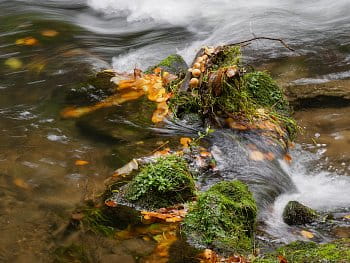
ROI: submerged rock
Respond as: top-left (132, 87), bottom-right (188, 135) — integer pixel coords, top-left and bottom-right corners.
top-left (283, 200), bottom-right (318, 226)
top-left (182, 180), bottom-right (257, 254)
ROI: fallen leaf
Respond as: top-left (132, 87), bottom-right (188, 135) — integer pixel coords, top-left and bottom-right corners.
top-left (264, 152), bottom-right (275, 161)
top-left (153, 147), bottom-right (171, 157)
top-left (4, 58), bottom-right (23, 69)
top-left (105, 200), bottom-right (118, 207)
top-left (301, 230), bottom-right (314, 239)
top-left (15, 36), bottom-right (38, 46)
top-left (75, 160), bottom-right (89, 166)
top-left (284, 153), bottom-right (292, 164)
top-left (249, 150), bottom-right (265, 161)
top-left (113, 159), bottom-right (138, 177)
top-left (41, 29), bottom-right (59, 37)
top-left (277, 255), bottom-right (288, 263)
top-left (200, 151), bottom-right (211, 157)
top-left (13, 178), bottom-right (30, 190)
top-left (344, 215), bottom-right (350, 220)
top-left (180, 137), bottom-right (192, 148)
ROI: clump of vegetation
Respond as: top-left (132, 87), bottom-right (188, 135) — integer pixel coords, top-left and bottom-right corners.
top-left (254, 238), bottom-right (350, 263)
top-left (283, 200), bottom-right (318, 225)
top-left (168, 45), bottom-right (298, 139)
top-left (182, 180), bottom-right (257, 254)
top-left (81, 207), bottom-right (116, 236)
top-left (124, 154), bottom-right (196, 209)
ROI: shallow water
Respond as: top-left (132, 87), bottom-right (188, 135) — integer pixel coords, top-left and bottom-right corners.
top-left (1, 0), bottom-right (350, 261)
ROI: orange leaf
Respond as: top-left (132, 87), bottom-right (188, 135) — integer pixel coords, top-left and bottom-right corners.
top-left (277, 255), bottom-right (288, 263)
top-left (249, 150), bottom-right (265, 161)
top-left (153, 147), bottom-right (171, 157)
top-left (41, 30), bottom-right (59, 37)
top-left (264, 152), bottom-right (275, 161)
top-left (180, 137), bottom-right (192, 148)
top-left (15, 37), bottom-right (38, 46)
top-left (284, 153), bottom-right (292, 164)
top-left (13, 178), bottom-right (30, 190)
top-left (105, 200), bottom-right (118, 207)
top-left (200, 151), bottom-right (211, 157)
top-left (152, 102), bottom-right (169, 123)
top-left (75, 160), bottom-right (89, 166)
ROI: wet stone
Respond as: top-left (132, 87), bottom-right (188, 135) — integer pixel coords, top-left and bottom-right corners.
top-left (283, 200), bottom-right (318, 226)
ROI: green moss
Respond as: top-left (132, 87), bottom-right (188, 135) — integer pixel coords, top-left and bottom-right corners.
top-left (254, 239), bottom-right (350, 263)
top-left (210, 46), bottom-right (241, 70)
top-left (124, 155), bottom-right (196, 209)
top-left (82, 207), bottom-right (116, 236)
top-left (243, 71), bottom-right (290, 114)
top-left (182, 180), bottom-right (257, 254)
top-left (53, 244), bottom-right (91, 263)
top-left (282, 201), bottom-right (318, 225)
top-left (146, 54), bottom-right (188, 75)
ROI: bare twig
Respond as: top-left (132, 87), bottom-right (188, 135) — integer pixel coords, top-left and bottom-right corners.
top-left (228, 36), bottom-right (295, 52)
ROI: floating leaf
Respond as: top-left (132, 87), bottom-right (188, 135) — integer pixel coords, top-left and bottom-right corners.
top-left (284, 153), bottom-right (292, 164)
top-left (41, 30), bottom-right (59, 37)
top-left (249, 150), bottom-right (265, 161)
top-left (180, 137), bottom-right (192, 148)
top-left (301, 230), bottom-right (314, 239)
top-left (15, 36), bottom-right (38, 46)
top-left (13, 178), bottom-right (30, 190)
top-left (4, 58), bottom-right (23, 69)
top-left (75, 160), bottom-right (89, 166)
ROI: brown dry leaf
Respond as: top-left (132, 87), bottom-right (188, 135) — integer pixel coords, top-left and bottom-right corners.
top-left (4, 58), bottom-right (23, 70)
top-left (41, 30), bottom-right (59, 37)
top-left (284, 153), bottom-right (292, 164)
top-left (13, 178), bottom-right (30, 190)
top-left (152, 102), bottom-right (169, 123)
top-left (226, 118), bottom-right (248, 130)
top-left (249, 150), bottom-right (265, 161)
top-left (105, 200), bottom-right (118, 207)
top-left (75, 160), bottom-right (89, 166)
top-left (277, 255), bottom-right (288, 263)
top-left (113, 159), bottom-right (138, 177)
top-left (180, 137), bottom-right (192, 148)
top-left (153, 147), bottom-right (171, 158)
top-left (15, 37), bottom-right (38, 46)
top-left (264, 152), bottom-right (275, 161)
top-left (301, 230), bottom-right (314, 239)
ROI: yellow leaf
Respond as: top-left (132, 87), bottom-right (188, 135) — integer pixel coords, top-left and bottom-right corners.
top-left (249, 150), bottom-right (265, 161)
top-left (152, 102), bottom-right (169, 123)
top-left (41, 30), bottom-right (59, 37)
top-left (75, 160), bottom-right (89, 166)
top-left (343, 215), bottom-right (350, 220)
top-left (15, 36), bottom-right (38, 46)
top-left (180, 137), bottom-right (192, 148)
top-left (4, 58), bottom-right (23, 69)
top-left (301, 230), bottom-right (314, 239)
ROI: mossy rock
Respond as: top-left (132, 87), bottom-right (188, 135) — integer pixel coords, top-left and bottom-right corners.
top-left (254, 238), bottom-right (350, 263)
top-left (182, 180), bottom-right (257, 254)
top-left (124, 154), bottom-right (196, 209)
top-left (283, 201), bottom-right (318, 226)
top-left (146, 54), bottom-right (188, 75)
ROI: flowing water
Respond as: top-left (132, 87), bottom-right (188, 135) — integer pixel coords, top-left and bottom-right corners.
top-left (1, 0), bottom-right (350, 261)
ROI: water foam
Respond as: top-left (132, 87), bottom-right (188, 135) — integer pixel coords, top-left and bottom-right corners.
top-left (264, 145), bottom-right (350, 242)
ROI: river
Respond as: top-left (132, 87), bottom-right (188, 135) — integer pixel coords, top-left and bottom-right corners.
top-left (0, 0), bottom-right (350, 262)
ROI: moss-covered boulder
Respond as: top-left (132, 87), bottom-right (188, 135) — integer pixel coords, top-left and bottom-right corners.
top-left (182, 180), bottom-right (257, 254)
top-left (283, 201), bottom-right (318, 225)
top-left (254, 238), bottom-right (350, 263)
top-left (124, 155), bottom-right (196, 209)
top-left (146, 54), bottom-right (188, 75)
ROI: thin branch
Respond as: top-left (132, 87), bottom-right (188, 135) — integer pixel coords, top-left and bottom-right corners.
top-left (228, 36), bottom-right (295, 52)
